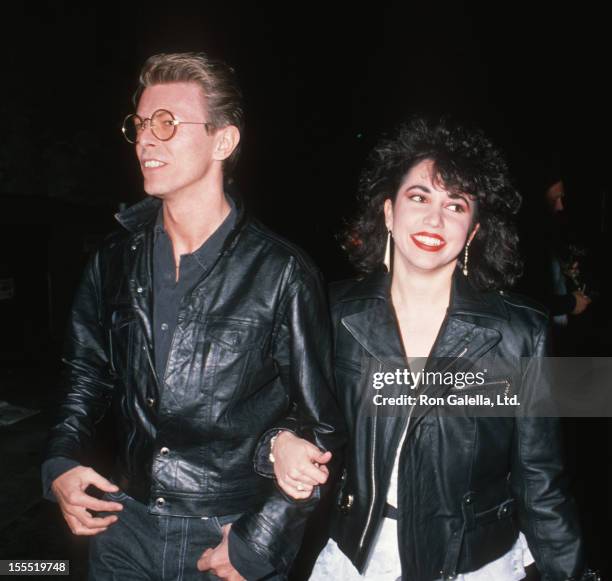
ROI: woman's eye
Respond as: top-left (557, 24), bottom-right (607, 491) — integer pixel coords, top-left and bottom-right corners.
top-left (409, 194), bottom-right (426, 202)
top-left (447, 203), bottom-right (466, 213)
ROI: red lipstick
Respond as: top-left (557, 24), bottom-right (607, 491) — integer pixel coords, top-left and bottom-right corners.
top-left (410, 231), bottom-right (447, 252)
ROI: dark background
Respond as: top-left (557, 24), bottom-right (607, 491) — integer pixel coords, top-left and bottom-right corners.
top-left (0, 2), bottom-right (609, 578)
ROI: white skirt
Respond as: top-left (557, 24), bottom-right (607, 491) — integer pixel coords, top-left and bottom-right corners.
top-left (310, 517), bottom-right (534, 581)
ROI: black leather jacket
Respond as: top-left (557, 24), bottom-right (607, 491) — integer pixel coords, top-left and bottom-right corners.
top-left (45, 196), bottom-right (343, 573)
top-left (328, 269), bottom-right (585, 581)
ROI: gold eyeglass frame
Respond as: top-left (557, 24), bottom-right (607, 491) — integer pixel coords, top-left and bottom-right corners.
top-left (121, 108), bottom-right (213, 144)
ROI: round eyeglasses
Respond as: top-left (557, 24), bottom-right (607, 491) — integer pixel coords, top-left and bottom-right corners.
top-left (121, 109), bottom-right (213, 144)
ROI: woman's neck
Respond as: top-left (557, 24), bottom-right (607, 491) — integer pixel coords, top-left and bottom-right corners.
top-left (390, 259), bottom-right (455, 316)
top-left (389, 260), bottom-right (456, 360)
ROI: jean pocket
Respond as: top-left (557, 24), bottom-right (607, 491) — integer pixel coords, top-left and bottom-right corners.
top-left (212, 513), bottom-right (242, 534)
top-left (104, 489), bottom-right (130, 502)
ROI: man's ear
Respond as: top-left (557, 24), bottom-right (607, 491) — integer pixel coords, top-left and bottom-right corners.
top-left (213, 125), bottom-right (240, 161)
top-left (383, 198), bottom-right (394, 232)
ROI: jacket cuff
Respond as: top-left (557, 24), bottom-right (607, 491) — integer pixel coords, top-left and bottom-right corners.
top-left (228, 528), bottom-right (276, 580)
top-left (231, 502), bottom-right (315, 575)
top-left (253, 420), bottom-right (299, 478)
top-left (41, 457), bottom-right (81, 502)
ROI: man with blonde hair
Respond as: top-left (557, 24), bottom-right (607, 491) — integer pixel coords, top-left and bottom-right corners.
top-left (43, 52), bottom-right (342, 580)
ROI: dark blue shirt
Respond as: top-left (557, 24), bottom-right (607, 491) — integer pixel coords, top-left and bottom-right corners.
top-left (152, 198), bottom-right (236, 379)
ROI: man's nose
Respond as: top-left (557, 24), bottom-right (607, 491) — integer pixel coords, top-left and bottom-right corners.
top-left (138, 119), bottom-right (158, 146)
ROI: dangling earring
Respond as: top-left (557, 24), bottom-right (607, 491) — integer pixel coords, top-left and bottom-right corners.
top-left (462, 224), bottom-right (480, 277)
top-left (462, 238), bottom-right (472, 277)
top-left (383, 230), bottom-right (392, 272)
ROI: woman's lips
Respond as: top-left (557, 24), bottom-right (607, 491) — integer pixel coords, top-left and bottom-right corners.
top-left (410, 232), bottom-right (447, 252)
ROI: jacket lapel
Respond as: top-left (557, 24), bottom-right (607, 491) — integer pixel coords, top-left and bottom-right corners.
top-left (408, 272), bottom-right (505, 430)
top-left (338, 269), bottom-right (506, 460)
top-left (339, 270), bottom-right (505, 369)
top-left (342, 302), bottom-right (406, 366)
top-left (409, 318), bottom-right (502, 427)
top-left (425, 317), bottom-right (502, 375)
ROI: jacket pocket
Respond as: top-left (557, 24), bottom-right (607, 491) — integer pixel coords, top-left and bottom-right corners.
top-left (451, 377), bottom-right (511, 397)
top-left (109, 307), bottom-right (138, 377)
top-left (212, 512), bottom-right (243, 535)
top-left (203, 319), bottom-right (270, 417)
top-left (207, 318), bottom-right (267, 352)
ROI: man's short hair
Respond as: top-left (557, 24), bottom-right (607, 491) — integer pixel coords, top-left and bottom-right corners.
top-left (136, 52), bottom-right (244, 170)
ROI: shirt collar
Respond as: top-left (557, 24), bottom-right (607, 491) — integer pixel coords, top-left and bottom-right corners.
top-left (154, 195), bottom-right (237, 269)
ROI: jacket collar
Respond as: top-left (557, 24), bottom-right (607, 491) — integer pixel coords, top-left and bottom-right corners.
top-left (339, 267), bottom-right (508, 322)
top-left (114, 196), bottom-right (160, 233)
top-left (114, 193), bottom-right (249, 253)
top-left (340, 268), bottom-right (506, 366)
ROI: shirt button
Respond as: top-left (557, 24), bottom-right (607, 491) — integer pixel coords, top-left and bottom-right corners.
top-left (146, 397), bottom-right (155, 407)
top-left (155, 497), bottom-right (165, 507)
top-left (160, 447), bottom-right (170, 456)
top-left (131, 245), bottom-right (137, 251)
top-left (136, 287), bottom-right (143, 294)
top-left (161, 323), bottom-right (169, 331)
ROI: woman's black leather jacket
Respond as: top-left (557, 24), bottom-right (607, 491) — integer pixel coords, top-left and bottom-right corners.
top-left (329, 269), bottom-right (585, 581)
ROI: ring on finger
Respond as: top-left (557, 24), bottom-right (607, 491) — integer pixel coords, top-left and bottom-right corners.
top-left (296, 483), bottom-right (305, 491)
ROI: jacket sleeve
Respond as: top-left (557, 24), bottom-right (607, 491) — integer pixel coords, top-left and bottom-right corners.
top-left (511, 322), bottom-right (585, 581)
top-left (231, 261), bottom-right (345, 574)
top-left (41, 457), bottom-right (81, 501)
top-left (44, 250), bottom-right (115, 464)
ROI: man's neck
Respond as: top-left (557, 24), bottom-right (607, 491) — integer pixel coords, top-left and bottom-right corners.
top-left (161, 189), bottom-right (231, 256)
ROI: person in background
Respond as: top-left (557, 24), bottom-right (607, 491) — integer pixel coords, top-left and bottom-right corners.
top-left (542, 178), bottom-right (591, 325)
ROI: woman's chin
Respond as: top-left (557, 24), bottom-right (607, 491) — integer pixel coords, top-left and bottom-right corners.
top-left (395, 254), bottom-right (457, 275)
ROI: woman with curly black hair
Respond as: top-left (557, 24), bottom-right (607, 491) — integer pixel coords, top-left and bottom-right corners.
top-left (268, 117), bottom-right (588, 580)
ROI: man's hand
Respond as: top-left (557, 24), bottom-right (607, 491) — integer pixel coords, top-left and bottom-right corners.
top-left (272, 431), bottom-right (331, 500)
top-left (197, 524), bottom-right (245, 581)
top-left (51, 465), bottom-right (124, 536)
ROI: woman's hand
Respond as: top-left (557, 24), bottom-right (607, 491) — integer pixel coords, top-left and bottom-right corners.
top-left (271, 431), bottom-right (332, 500)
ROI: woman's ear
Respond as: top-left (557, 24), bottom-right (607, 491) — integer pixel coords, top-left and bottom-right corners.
top-left (383, 198), bottom-right (394, 232)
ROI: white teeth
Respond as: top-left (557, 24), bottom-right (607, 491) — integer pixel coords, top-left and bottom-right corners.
top-left (144, 160), bottom-right (165, 168)
top-left (414, 235), bottom-right (444, 246)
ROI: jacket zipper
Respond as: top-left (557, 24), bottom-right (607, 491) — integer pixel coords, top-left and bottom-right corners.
top-left (453, 378), bottom-right (511, 396)
top-left (359, 361), bottom-right (381, 549)
top-left (484, 378), bottom-right (511, 397)
top-left (358, 346), bottom-right (469, 551)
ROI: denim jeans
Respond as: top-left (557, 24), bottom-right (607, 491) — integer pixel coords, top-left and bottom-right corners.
top-left (88, 490), bottom-right (241, 581)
